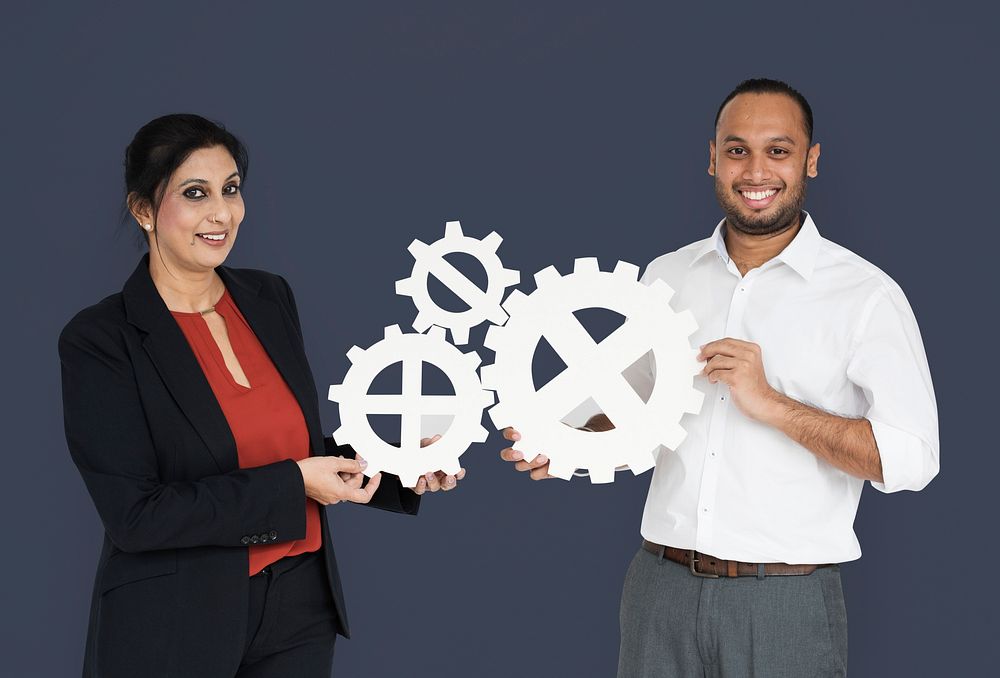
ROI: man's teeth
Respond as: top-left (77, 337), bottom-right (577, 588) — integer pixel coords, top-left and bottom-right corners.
top-left (741, 189), bottom-right (778, 201)
top-left (198, 233), bottom-right (226, 241)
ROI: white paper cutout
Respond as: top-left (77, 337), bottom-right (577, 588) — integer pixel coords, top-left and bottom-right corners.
top-left (395, 220), bottom-right (520, 345)
top-left (328, 325), bottom-right (495, 487)
top-left (480, 258), bottom-right (704, 483)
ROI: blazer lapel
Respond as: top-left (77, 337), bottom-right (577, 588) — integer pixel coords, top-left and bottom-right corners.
top-left (123, 255), bottom-right (238, 473)
top-left (217, 266), bottom-right (326, 457)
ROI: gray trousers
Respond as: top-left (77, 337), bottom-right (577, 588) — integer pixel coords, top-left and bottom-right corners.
top-left (618, 547), bottom-right (848, 677)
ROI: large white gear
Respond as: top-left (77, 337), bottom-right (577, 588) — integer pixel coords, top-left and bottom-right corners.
top-left (327, 325), bottom-right (495, 488)
top-left (480, 258), bottom-right (704, 483)
top-left (395, 220), bottom-right (521, 345)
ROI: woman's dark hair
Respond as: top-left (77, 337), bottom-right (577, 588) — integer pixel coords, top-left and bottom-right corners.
top-left (122, 113), bottom-right (248, 246)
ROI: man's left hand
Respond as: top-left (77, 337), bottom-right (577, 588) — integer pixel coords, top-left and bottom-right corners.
top-left (697, 338), bottom-right (782, 424)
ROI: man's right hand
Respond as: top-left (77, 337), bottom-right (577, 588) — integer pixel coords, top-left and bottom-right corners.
top-left (296, 456), bottom-right (383, 505)
top-left (499, 427), bottom-right (554, 480)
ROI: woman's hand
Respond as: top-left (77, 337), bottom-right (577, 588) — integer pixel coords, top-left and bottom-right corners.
top-left (296, 456), bottom-right (382, 506)
top-left (410, 434), bottom-right (467, 495)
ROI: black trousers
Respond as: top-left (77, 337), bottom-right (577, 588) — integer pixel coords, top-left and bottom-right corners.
top-left (236, 549), bottom-right (339, 677)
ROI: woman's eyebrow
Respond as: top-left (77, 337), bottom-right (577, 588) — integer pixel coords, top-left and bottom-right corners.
top-left (178, 171), bottom-right (240, 187)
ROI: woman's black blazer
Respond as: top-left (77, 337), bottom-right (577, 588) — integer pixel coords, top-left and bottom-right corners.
top-left (59, 254), bottom-right (419, 678)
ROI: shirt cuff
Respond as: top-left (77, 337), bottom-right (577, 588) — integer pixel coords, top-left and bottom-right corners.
top-left (868, 418), bottom-right (938, 493)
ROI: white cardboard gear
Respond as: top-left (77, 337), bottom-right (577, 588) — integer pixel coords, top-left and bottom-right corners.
top-left (328, 324), bottom-right (495, 488)
top-left (480, 258), bottom-right (704, 483)
top-left (395, 220), bottom-right (521, 345)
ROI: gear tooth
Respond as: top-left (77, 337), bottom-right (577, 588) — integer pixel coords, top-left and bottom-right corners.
top-left (441, 458), bottom-right (463, 475)
top-left (412, 312), bottom-right (433, 333)
top-left (546, 456), bottom-right (575, 480)
top-left (327, 384), bottom-right (344, 402)
top-left (346, 346), bottom-right (365, 364)
top-left (588, 465), bottom-right (615, 484)
top-left (685, 390), bottom-right (705, 414)
top-left (479, 390), bottom-right (496, 408)
top-left (485, 306), bottom-right (509, 325)
top-left (502, 268), bottom-right (521, 286)
top-left (663, 423), bottom-right (689, 451)
top-left (676, 309), bottom-right (698, 336)
top-left (450, 325), bottom-right (470, 345)
top-left (483, 325), bottom-right (501, 351)
top-left (397, 470), bottom-right (421, 489)
top-left (613, 260), bottom-right (640, 280)
top-left (689, 350), bottom-right (705, 376)
top-left (649, 278), bottom-right (676, 303)
top-left (573, 257), bottom-right (600, 274)
top-left (502, 289), bottom-right (527, 314)
top-left (479, 364), bottom-right (499, 390)
top-left (482, 231), bottom-right (503, 252)
top-left (384, 324), bottom-right (403, 338)
top-left (487, 401), bottom-right (510, 427)
top-left (625, 449), bottom-right (657, 475)
top-left (407, 239), bottom-right (429, 256)
top-left (331, 425), bottom-right (350, 444)
top-left (444, 220), bottom-right (464, 238)
top-left (428, 325), bottom-right (446, 341)
top-left (472, 424), bottom-right (490, 442)
top-left (463, 351), bottom-right (483, 370)
top-left (365, 463), bottom-right (387, 480)
top-left (394, 276), bottom-right (417, 296)
top-left (533, 265), bottom-right (561, 288)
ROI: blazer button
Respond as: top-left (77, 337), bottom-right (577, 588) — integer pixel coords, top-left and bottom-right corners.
top-left (241, 536), bottom-right (251, 545)
top-left (270, 530), bottom-right (278, 540)
top-left (259, 533), bottom-right (269, 543)
top-left (250, 535), bottom-right (259, 544)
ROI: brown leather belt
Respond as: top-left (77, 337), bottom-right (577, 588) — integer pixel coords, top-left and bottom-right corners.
top-left (642, 539), bottom-right (830, 578)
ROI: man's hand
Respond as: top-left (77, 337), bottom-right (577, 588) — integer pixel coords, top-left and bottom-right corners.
top-left (498, 427), bottom-right (554, 480)
top-left (409, 434), bottom-right (468, 495)
top-left (698, 338), bottom-right (782, 424)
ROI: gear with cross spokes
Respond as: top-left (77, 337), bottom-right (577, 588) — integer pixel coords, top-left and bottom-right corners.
top-left (395, 220), bottom-right (520, 345)
top-left (327, 325), bottom-right (495, 487)
top-left (480, 258), bottom-right (704, 483)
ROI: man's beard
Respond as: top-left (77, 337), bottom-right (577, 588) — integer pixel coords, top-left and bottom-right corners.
top-left (714, 169), bottom-right (808, 237)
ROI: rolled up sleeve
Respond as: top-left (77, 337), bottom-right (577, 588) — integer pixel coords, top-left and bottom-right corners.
top-left (846, 285), bottom-right (939, 493)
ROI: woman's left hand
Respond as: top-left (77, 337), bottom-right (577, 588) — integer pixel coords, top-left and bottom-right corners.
top-left (412, 434), bottom-right (466, 495)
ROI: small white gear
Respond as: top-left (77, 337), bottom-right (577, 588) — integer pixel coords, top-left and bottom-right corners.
top-left (328, 325), bottom-right (495, 488)
top-left (480, 258), bottom-right (704, 483)
top-left (395, 220), bottom-right (521, 345)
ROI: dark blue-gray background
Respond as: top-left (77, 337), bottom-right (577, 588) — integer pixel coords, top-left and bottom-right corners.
top-left (2, 2), bottom-right (994, 676)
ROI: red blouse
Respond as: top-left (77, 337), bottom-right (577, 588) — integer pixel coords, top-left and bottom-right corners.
top-left (171, 288), bottom-right (322, 576)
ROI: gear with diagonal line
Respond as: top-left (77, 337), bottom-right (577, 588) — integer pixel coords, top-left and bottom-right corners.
top-left (327, 324), bottom-right (495, 488)
top-left (480, 258), bottom-right (705, 483)
top-left (395, 220), bottom-right (520, 345)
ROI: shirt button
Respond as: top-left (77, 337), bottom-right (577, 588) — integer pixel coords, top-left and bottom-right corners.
top-left (702, 507), bottom-right (710, 513)
top-left (710, 451), bottom-right (717, 457)
top-left (720, 396), bottom-right (726, 401)
top-left (740, 287), bottom-right (746, 292)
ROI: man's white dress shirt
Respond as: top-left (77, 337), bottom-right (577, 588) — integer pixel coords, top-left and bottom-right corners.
top-left (625, 212), bottom-right (938, 564)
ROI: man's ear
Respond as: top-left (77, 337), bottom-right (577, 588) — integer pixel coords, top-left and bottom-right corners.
top-left (806, 142), bottom-right (821, 178)
top-left (708, 139), bottom-right (717, 176)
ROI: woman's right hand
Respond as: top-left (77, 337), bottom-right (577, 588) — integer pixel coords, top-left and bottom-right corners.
top-left (296, 456), bottom-right (382, 505)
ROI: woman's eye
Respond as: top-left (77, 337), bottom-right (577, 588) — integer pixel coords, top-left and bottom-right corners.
top-left (224, 184), bottom-right (241, 195)
top-left (184, 188), bottom-right (206, 199)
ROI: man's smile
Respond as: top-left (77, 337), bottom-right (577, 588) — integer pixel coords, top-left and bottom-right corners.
top-left (737, 186), bottom-right (781, 209)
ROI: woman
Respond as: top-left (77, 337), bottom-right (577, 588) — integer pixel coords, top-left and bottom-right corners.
top-left (59, 114), bottom-right (462, 678)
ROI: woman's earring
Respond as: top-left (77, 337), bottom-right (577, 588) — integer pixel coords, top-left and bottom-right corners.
top-left (142, 223), bottom-right (152, 232)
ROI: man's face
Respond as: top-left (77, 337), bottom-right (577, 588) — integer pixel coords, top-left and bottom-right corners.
top-left (709, 92), bottom-right (820, 236)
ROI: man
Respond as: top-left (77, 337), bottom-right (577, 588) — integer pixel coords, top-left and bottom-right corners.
top-left (499, 78), bottom-right (939, 677)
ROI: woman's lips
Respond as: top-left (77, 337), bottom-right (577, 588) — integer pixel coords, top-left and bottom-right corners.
top-left (195, 232), bottom-right (228, 247)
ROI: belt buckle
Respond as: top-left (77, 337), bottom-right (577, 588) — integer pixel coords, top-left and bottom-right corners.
top-left (688, 550), bottom-right (719, 578)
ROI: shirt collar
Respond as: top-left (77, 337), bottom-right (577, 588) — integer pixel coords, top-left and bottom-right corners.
top-left (689, 210), bottom-right (822, 281)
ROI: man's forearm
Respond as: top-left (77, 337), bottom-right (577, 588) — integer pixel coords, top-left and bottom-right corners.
top-left (762, 392), bottom-right (884, 483)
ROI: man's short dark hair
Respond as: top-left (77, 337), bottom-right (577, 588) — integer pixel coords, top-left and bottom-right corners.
top-left (714, 78), bottom-right (814, 142)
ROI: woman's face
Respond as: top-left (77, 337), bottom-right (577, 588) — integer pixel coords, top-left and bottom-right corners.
top-left (145, 145), bottom-right (245, 275)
